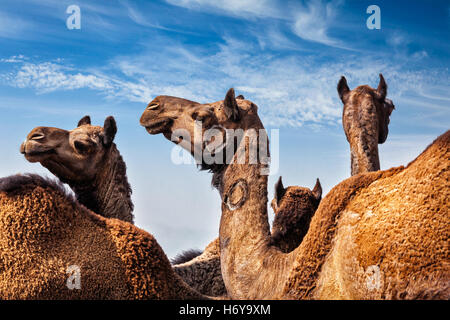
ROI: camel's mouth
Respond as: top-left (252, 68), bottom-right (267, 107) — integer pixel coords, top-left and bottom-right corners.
top-left (143, 118), bottom-right (173, 135)
top-left (20, 143), bottom-right (56, 162)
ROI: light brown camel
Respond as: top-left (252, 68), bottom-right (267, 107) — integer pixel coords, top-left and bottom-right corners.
top-left (173, 176), bottom-right (322, 297)
top-left (140, 88), bottom-right (449, 299)
top-left (20, 116), bottom-right (133, 223)
top-left (0, 174), bottom-right (206, 299)
top-left (337, 74), bottom-right (395, 175)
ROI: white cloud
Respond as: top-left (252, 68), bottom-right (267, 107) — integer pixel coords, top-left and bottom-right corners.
top-left (12, 63), bottom-right (113, 92)
top-left (2, 36), bottom-right (447, 129)
top-left (3, 61), bottom-right (154, 103)
top-left (166, 0), bottom-right (282, 19)
top-left (0, 55), bottom-right (27, 63)
top-left (166, 0), bottom-right (346, 47)
top-left (292, 0), bottom-right (338, 46)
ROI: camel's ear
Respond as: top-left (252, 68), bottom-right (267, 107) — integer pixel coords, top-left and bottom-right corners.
top-left (223, 88), bottom-right (240, 121)
top-left (77, 115), bottom-right (91, 127)
top-left (274, 176), bottom-right (286, 204)
top-left (377, 73), bottom-right (387, 99)
top-left (312, 178), bottom-right (322, 200)
top-left (236, 94), bottom-right (245, 100)
top-left (384, 98), bottom-right (395, 116)
top-left (102, 116), bottom-right (117, 147)
top-left (337, 76), bottom-right (350, 103)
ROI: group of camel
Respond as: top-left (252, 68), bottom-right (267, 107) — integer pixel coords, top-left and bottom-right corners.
top-left (0, 74), bottom-right (448, 299)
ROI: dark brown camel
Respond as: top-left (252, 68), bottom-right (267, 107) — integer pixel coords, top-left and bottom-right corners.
top-left (337, 74), bottom-right (395, 175)
top-left (270, 176), bottom-right (322, 253)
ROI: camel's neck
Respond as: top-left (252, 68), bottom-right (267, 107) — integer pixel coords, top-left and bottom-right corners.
top-left (215, 125), bottom-right (295, 299)
top-left (344, 97), bottom-right (381, 176)
top-left (71, 145), bottom-right (134, 223)
top-left (349, 136), bottom-right (380, 176)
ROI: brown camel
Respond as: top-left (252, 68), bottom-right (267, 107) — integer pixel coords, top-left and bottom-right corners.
top-left (270, 176), bottom-right (322, 253)
top-left (173, 176), bottom-right (322, 297)
top-left (20, 116), bottom-right (133, 223)
top-left (20, 116), bottom-right (227, 297)
top-left (0, 174), bottom-right (206, 299)
top-left (337, 74), bottom-right (395, 175)
top-left (140, 88), bottom-right (449, 299)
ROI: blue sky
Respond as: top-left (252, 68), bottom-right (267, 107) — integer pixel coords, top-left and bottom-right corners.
top-left (0, 0), bottom-right (449, 257)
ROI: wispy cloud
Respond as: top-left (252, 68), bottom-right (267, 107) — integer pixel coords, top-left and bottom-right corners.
top-left (166, 0), bottom-right (347, 47)
top-left (291, 0), bottom-right (340, 46)
top-left (2, 33), bottom-right (446, 129)
top-left (0, 55), bottom-right (27, 63)
top-left (166, 0), bottom-right (283, 19)
top-left (0, 11), bottom-right (34, 40)
top-left (1, 60), bottom-right (153, 103)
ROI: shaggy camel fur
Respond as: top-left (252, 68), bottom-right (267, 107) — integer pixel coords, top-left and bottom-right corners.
top-left (338, 74), bottom-right (395, 175)
top-left (172, 238), bottom-right (226, 297)
top-left (140, 88), bottom-right (449, 299)
top-left (20, 116), bottom-right (133, 223)
top-left (0, 174), bottom-right (206, 299)
top-left (171, 249), bottom-right (203, 265)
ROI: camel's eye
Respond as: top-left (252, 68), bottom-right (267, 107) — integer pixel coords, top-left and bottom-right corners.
top-left (74, 140), bottom-right (93, 154)
top-left (147, 103), bottom-right (159, 111)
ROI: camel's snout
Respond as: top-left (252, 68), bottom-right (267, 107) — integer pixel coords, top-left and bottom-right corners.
top-left (20, 127), bottom-right (60, 162)
top-left (19, 142), bottom-right (26, 154)
top-left (21, 128), bottom-right (47, 154)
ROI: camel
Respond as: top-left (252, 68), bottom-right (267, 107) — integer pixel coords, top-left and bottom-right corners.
top-left (140, 88), bottom-right (449, 299)
top-left (171, 249), bottom-right (203, 265)
top-left (270, 177), bottom-right (322, 253)
top-left (337, 74), bottom-right (395, 175)
top-left (21, 116), bottom-right (229, 297)
top-left (20, 116), bottom-right (225, 296)
top-left (173, 177), bottom-right (322, 297)
top-left (21, 116), bottom-right (230, 297)
top-left (0, 174), bottom-right (206, 299)
top-left (20, 116), bottom-right (133, 223)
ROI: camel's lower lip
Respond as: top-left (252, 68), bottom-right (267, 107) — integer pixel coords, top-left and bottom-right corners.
top-left (144, 119), bottom-right (172, 134)
top-left (23, 149), bottom-right (55, 160)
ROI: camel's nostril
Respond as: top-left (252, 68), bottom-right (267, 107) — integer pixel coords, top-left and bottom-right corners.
top-left (30, 133), bottom-right (45, 141)
top-left (147, 103), bottom-right (159, 111)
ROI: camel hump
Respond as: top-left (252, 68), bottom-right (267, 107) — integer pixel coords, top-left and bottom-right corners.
top-left (406, 129), bottom-right (450, 169)
top-left (171, 249), bottom-right (203, 265)
top-left (0, 173), bottom-right (70, 197)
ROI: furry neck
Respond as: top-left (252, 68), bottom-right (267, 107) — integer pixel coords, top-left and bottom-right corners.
top-left (214, 124), bottom-right (296, 299)
top-left (71, 145), bottom-right (134, 223)
top-left (344, 95), bottom-right (381, 176)
top-left (350, 141), bottom-right (380, 176)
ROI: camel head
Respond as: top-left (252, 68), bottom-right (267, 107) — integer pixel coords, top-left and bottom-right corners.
top-left (140, 88), bottom-right (263, 172)
top-left (270, 176), bottom-right (322, 252)
top-left (271, 176), bottom-right (322, 215)
top-left (20, 115), bottom-right (117, 184)
top-left (337, 73), bottom-right (395, 144)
